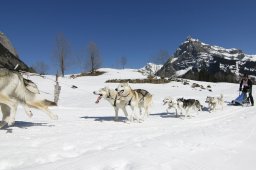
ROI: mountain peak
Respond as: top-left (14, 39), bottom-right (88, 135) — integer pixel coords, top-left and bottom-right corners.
top-left (0, 32), bottom-right (19, 58)
top-left (186, 36), bottom-right (200, 42)
top-left (156, 37), bottom-right (256, 82)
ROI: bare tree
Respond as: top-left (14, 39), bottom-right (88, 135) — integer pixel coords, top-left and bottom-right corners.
top-left (53, 33), bottom-right (70, 77)
top-left (32, 61), bottom-right (49, 75)
top-left (120, 56), bottom-right (127, 69)
top-left (75, 50), bottom-right (87, 73)
top-left (87, 42), bottom-right (101, 73)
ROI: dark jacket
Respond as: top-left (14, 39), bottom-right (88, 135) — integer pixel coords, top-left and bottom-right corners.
top-left (240, 79), bottom-right (253, 93)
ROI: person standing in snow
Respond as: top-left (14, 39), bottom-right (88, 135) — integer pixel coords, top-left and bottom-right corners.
top-left (239, 74), bottom-right (254, 106)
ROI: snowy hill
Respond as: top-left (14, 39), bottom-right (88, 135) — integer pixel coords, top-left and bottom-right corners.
top-left (1, 68), bottom-right (256, 170)
top-left (157, 37), bottom-right (256, 81)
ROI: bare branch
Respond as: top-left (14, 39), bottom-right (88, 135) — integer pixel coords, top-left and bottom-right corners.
top-left (53, 33), bottom-right (71, 76)
top-left (86, 42), bottom-right (101, 73)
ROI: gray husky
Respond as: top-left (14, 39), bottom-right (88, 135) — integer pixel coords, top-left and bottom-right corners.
top-left (177, 98), bottom-right (202, 119)
top-left (93, 86), bottom-right (129, 121)
top-left (0, 68), bottom-right (58, 128)
top-left (115, 82), bottom-right (152, 121)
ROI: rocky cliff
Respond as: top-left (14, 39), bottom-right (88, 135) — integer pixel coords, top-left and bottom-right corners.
top-left (0, 32), bottom-right (31, 71)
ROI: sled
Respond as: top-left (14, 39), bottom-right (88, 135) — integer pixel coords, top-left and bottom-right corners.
top-left (231, 92), bottom-right (250, 106)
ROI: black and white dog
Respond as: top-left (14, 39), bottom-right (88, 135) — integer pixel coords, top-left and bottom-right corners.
top-left (177, 98), bottom-right (202, 119)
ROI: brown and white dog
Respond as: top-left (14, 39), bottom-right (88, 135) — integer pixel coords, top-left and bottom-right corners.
top-left (115, 82), bottom-right (152, 122)
top-left (0, 68), bottom-right (58, 128)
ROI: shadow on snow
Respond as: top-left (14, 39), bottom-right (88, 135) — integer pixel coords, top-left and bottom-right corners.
top-left (0, 121), bottom-right (54, 133)
top-left (80, 116), bottom-right (127, 122)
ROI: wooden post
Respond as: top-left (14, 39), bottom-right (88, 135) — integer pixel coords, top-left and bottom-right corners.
top-left (54, 74), bottom-right (61, 104)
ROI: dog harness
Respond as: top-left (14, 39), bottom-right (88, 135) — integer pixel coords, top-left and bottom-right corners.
top-left (106, 92), bottom-right (119, 107)
top-left (127, 89), bottom-right (149, 106)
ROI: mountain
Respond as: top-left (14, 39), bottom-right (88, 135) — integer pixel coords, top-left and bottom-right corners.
top-left (0, 32), bottom-right (31, 71)
top-left (138, 63), bottom-right (163, 76)
top-left (156, 37), bottom-right (256, 82)
top-left (0, 32), bottom-right (19, 58)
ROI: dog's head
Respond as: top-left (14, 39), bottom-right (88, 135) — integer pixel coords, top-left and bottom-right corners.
top-left (115, 82), bottom-right (131, 96)
top-left (205, 96), bottom-right (214, 103)
top-left (177, 98), bottom-right (184, 102)
top-left (163, 97), bottom-right (172, 105)
top-left (176, 98), bottom-right (184, 107)
top-left (93, 87), bottom-right (110, 104)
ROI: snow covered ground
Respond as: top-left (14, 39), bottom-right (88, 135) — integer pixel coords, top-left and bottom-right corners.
top-left (1, 68), bottom-right (256, 170)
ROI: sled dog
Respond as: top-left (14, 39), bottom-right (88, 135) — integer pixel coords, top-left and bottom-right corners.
top-left (163, 97), bottom-right (183, 117)
top-left (205, 94), bottom-right (224, 111)
top-left (177, 98), bottom-right (202, 119)
top-left (93, 86), bottom-right (129, 121)
top-left (115, 82), bottom-right (152, 121)
top-left (0, 68), bottom-right (58, 128)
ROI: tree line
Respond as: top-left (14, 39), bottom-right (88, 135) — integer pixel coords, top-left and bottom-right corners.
top-left (32, 33), bottom-right (129, 76)
top-left (32, 33), bottom-right (171, 76)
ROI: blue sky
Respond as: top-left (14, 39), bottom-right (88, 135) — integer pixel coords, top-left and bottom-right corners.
top-left (1, 0), bottom-right (256, 74)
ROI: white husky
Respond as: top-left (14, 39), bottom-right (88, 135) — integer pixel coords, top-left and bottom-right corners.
top-left (115, 82), bottom-right (152, 121)
top-left (163, 97), bottom-right (182, 117)
top-left (205, 94), bottom-right (224, 112)
top-left (0, 68), bottom-right (58, 128)
top-left (93, 87), bottom-right (129, 121)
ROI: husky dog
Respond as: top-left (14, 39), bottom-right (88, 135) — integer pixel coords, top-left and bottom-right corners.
top-left (93, 87), bottom-right (129, 121)
top-left (177, 98), bottom-right (202, 119)
top-left (115, 82), bottom-right (152, 121)
top-left (205, 94), bottom-right (224, 112)
top-left (0, 68), bottom-right (58, 128)
top-left (163, 97), bottom-right (182, 117)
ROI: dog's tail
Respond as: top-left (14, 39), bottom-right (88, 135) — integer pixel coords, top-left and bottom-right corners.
top-left (43, 100), bottom-right (57, 107)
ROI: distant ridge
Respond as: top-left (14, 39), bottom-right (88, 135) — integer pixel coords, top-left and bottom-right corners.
top-left (156, 37), bottom-right (256, 82)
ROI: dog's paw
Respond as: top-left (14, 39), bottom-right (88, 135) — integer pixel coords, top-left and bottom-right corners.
top-left (7, 118), bottom-right (15, 126)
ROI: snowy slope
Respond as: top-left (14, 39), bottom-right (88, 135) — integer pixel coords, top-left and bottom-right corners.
top-left (1, 68), bottom-right (256, 170)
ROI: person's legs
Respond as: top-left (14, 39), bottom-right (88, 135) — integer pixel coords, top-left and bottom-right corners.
top-left (249, 92), bottom-right (254, 106)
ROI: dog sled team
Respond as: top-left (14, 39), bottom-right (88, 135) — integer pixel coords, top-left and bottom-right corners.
top-left (93, 73), bottom-right (254, 122)
top-left (94, 83), bottom-right (224, 121)
top-left (0, 67), bottom-right (254, 128)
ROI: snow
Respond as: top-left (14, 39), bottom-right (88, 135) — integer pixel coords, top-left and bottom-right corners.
top-left (243, 55), bottom-right (256, 62)
top-left (175, 66), bottom-right (192, 77)
top-left (138, 63), bottom-right (162, 76)
top-left (171, 57), bottom-right (178, 63)
top-left (1, 68), bottom-right (256, 170)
